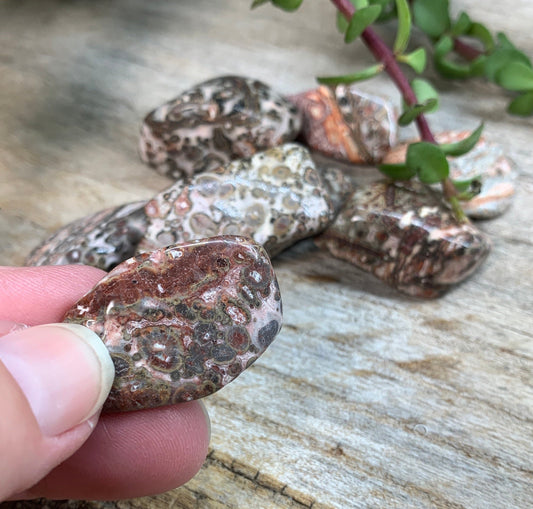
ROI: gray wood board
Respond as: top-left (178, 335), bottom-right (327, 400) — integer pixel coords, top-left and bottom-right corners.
top-left (1, 1), bottom-right (532, 508)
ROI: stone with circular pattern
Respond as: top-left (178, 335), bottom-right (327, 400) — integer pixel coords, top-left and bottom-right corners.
top-left (139, 75), bottom-right (302, 179)
top-left (62, 235), bottom-right (283, 412)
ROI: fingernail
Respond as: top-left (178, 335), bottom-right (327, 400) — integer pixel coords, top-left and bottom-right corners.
top-left (0, 323), bottom-right (114, 436)
top-left (197, 400), bottom-right (211, 440)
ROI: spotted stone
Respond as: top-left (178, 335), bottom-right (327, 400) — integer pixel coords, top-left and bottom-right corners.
top-left (140, 143), bottom-right (335, 257)
top-left (287, 85), bottom-right (397, 164)
top-left (139, 75), bottom-right (302, 179)
top-left (26, 202), bottom-right (148, 271)
top-left (382, 130), bottom-right (517, 219)
top-left (319, 166), bottom-right (355, 215)
top-left (62, 236), bottom-right (282, 412)
top-left (315, 180), bottom-right (491, 298)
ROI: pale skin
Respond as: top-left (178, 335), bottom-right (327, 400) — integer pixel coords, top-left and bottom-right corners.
top-left (0, 265), bottom-right (210, 501)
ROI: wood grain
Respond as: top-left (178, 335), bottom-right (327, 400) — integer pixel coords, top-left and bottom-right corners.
top-left (1, 1), bottom-right (532, 508)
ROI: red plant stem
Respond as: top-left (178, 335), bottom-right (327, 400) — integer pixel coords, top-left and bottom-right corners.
top-left (330, 0), bottom-right (436, 143)
top-left (329, 0), bottom-right (466, 207)
top-left (453, 38), bottom-right (484, 61)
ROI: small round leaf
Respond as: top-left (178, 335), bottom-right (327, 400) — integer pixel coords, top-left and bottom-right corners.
top-left (406, 142), bottom-right (450, 184)
top-left (378, 163), bottom-right (416, 180)
top-left (412, 0), bottom-right (450, 38)
top-left (507, 91), bottom-right (533, 116)
top-left (345, 5), bottom-right (382, 43)
top-left (496, 61), bottom-right (533, 92)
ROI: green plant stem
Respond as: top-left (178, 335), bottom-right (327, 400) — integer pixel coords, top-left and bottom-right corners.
top-left (330, 0), bottom-right (464, 217)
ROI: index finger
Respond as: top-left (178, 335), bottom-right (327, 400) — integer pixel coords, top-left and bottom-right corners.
top-left (0, 265), bottom-right (105, 325)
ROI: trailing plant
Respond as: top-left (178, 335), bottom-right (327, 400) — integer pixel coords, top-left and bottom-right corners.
top-left (251, 0), bottom-right (532, 221)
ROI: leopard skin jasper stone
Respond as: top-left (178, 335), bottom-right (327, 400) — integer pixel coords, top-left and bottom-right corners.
top-left (26, 202), bottom-right (149, 271)
top-left (63, 235), bottom-right (282, 412)
top-left (140, 143), bottom-right (335, 257)
top-left (139, 75), bottom-right (302, 179)
top-left (315, 180), bottom-right (491, 299)
top-left (382, 130), bottom-right (517, 219)
top-left (287, 85), bottom-right (397, 164)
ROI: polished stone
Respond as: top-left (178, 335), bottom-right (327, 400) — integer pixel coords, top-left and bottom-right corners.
top-left (140, 143), bottom-right (335, 257)
top-left (288, 85), bottom-right (397, 164)
top-left (26, 201), bottom-right (148, 271)
top-left (315, 180), bottom-right (491, 298)
top-left (139, 75), bottom-right (302, 179)
top-left (63, 235), bottom-right (283, 412)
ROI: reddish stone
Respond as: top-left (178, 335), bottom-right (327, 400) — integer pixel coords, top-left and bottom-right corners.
top-left (288, 85), bottom-right (397, 164)
top-left (62, 236), bottom-right (282, 412)
top-left (315, 180), bottom-right (491, 298)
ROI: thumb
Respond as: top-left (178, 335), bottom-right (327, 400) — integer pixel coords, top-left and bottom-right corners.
top-left (0, 323), bottom-right (114, 500)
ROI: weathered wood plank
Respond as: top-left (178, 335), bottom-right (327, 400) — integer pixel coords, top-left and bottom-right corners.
top-left (0, 0), bottom-right (532, 508)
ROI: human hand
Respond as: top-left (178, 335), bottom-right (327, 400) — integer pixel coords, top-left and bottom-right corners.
top-left (0, 265), bottom-right (210, 501)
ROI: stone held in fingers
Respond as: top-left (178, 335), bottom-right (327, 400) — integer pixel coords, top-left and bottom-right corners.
top-left (62, 235), bottom-right (283, 412)
top-left (139, 75), bottom-right (302, 180)
top-left (382, 130), bottom-right (517, 219)
top-left (25, 201), bottom-right (149, 271)
top-left (287, 85), bottom-right (397, 164)
top-left (315, 180), bottom-right (491, 299)
top-left (141, 143), bottom-right (335, 257)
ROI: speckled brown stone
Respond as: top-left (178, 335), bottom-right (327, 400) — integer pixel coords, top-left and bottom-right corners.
top-left (140, 143), bottom-right (335, 257)
top-left (139, 75), bottom-right (302, 179)
top-left (288, 85), bottom-right (397, 164)
top-left (315, 180), bottom-right (491, 298)
top-left (25, 201), bottom-right (148, 271)
top-left (62, 235), bottom-right (282, 412)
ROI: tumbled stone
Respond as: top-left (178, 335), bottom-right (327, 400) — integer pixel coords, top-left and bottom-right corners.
top-left (287, 85), bottom-right (397, 164)
top-left (382, 131), bottom-right (517, 219)
top-left (140, 143), bottom-right (335, 257)
top-left (26, 202), bottom-right (148, 271)
top-left (315, 180), bottom-right (491, 298)
top-left (139, 75), bottom-right (302, 179)
top-left (62, 236), bottom-right (282, 412)
top-left (319, 166), bottom-right (355, 215)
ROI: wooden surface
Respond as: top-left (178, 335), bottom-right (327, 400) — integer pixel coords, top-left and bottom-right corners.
top-left (1, 1), bottom-right (532, 508)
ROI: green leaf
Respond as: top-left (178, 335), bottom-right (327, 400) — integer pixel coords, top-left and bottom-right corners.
top-left (317, 64), bottom-right (384, 85)
top-left (398, 98), bottom-right (438, 126)
top-left (453, 177), bottom-right (481, 195)
top-left (272, 0), bottom-right (304, 11)
top-left (434, 35), bottom-right (453, 59)
top-left (393, 0), bottom-right (411, 54)
top-left (371, 0), bottom-right (397, 22)
top-left (451, 11), bottom-right (471, 37)
top-left (397, 48), bottom-right (427, 73)
top-left (412, 0), bottom-right (450, 38)
top-left (507, 91), bottom-right (533, 116)
top-left (440, 123), bottom-right (484, 157)
top-left (378, 163), bottom-right (416, 180)
top-left (345, 5), bottom-right (382, 43)
top-left (497, 32), bottom-right (520, 51)
top-left (469, 55), bottom-right (488, 77)
top-left (406, 142), bottom-right (450, 184)
top-left (251, 0), bottom-right (270, 8)
top-left (484, 47), bottom-right (532, 82)
top-left (336, 0), bottom-right (355, 33)
top-left (411, 78), bottom-right (439, 112)
top-left (496, 62), bottom-right (533, 92)
top-left (435, 56), bottom-right (475, 79)
top-left (467, 22), bottom-right (494, 52)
